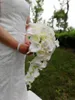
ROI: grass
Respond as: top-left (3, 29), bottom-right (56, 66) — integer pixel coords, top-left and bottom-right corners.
top-left (25, 48), bottom-right (75, 100)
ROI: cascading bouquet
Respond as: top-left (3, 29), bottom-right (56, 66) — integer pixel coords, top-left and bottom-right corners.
top-left (25, 23), bottom-right (59, 88)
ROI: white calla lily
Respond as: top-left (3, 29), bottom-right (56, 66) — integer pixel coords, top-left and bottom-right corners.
top-left (29, 42), bottom-right (41, 52)
top-left (25, 23), bottom-right (59, 88)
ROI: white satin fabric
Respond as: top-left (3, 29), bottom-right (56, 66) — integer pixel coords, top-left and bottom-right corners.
top-left (0, 0), bottom-right (30, 100)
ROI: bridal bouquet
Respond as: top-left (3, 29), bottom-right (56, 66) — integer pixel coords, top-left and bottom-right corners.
top-left (25, 23), bottom-right (59, 88)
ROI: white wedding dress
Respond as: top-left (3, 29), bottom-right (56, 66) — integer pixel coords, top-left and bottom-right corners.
top-left (0, 0), bottom-right (42, 100)
top-left (0, 0), bottom-right (29, 100)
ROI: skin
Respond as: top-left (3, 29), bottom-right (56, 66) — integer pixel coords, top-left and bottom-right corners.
top-left (25, 16), bottom-right (33, 55)
top-left (0, 17), bottom-right (31, 54)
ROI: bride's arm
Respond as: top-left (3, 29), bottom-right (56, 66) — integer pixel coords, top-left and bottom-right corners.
top-left (0, 26), bottom-right (30, 54)
top-left (25, 16), bottom-right (31, 44)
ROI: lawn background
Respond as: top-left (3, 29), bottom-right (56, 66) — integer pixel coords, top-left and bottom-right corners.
top-left (25, 48), bottom-right (75, 100)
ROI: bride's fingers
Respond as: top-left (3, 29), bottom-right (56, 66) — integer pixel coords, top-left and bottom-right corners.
top-left (25, 41), bottom-right (31, 46)
top-left (26, 16), bottom-right (30, 24)
top-left (25, 24), bottom-right (30, 30)
top-left (25, 37), bottom-right (31, 44)
top-left (26, 16), bottom-right (30, 30)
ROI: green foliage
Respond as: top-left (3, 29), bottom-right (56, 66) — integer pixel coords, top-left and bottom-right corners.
top-left (32, 0), bottom-right (44, 23)
top-left (67, 27), bottom-right (75, 32)
top-left (25, 48), bottom-right (75, 100)
top-left (50, 0), bottom-right (70, 31)
top-left (47, 16), bottom-right (54, 28)
top-left (56, 29), bottom-right (75, 48)
top-left (53, 9), bottom-right (68, 31)
top-left (54, 9), bottom-right (66, 20)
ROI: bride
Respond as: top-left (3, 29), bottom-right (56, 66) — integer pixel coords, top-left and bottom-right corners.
top-left (0, 0), bottom-right (32, 100)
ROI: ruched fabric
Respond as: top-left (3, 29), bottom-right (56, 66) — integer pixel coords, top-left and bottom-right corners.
top-left (0, 0), bottom-right (30, 100)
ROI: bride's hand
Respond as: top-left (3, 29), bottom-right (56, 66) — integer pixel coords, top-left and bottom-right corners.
top-left (19, 43), bottom-right (30, 54)
top-left (25, 16), bottom-right (30, 30)
top-left (24, 16), bottom-right (33, 55)
top-left (25, 35), bottom-right (33, 55)
top-left (25, 35), bottom-right (31, 45)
